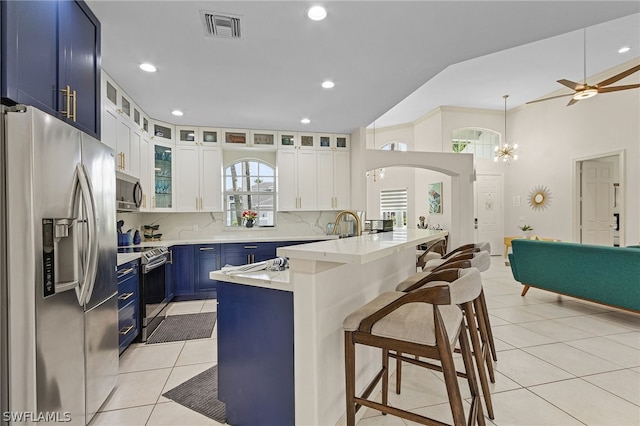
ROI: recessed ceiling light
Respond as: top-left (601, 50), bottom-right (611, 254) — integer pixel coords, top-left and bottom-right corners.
top-left (307, 6), bottom-right (326, 21)
top-left (139, 63), bottom-right (157, 72)
top-left (171, 110), bottom-right (184, 116)
top-left (301, 118), bottom-right (311, 124)
top-left (321, 80), bottom-right (335, 89)
top-left (618, 46), bottom-right (631, 53)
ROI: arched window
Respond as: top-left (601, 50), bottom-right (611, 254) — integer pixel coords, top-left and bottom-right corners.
top-left (380, 141), bottom-right (407, 151)
top-left (451, 128), bottom-right (499, 158)
top-left (224, 159), bottom-right (275, 227)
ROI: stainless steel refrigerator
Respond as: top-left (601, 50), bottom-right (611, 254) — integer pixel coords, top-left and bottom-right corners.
top-left (1, 106), bottom-right (118, 425)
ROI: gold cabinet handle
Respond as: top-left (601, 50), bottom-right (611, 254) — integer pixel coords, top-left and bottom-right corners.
top-left (119, 325), bottom-right (134, 335)
top-left (142, 194), bottom-right (146, 208)
top-left (200, 197), bottom-right (203, 210)
top-left (199, 247), bottom-right (215, 251)
top-left (60, 85), bottom-right (71, 119)
top-left (122, 152), bottom-right (126, 170)
top-left (168, 249), bottom-right (173, 265)
top-left (71, 89), bottom-right (77, 122)
top-left (118, 292), bottom-right (134, 301)
top-left (196, 197), bottom-right (198, 210)
top-left (243, 246), bottom-right (258, 249)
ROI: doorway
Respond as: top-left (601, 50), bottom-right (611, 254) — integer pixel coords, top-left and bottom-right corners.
top-left (574, 151), bottom-right (625, 246)
top-left (474, 173), bottom-right (503, 256)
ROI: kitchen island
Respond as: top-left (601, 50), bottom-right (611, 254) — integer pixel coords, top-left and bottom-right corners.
top-left (209, 229), bottom-right (448, 425)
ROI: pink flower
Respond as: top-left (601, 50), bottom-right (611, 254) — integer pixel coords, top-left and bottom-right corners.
top-left (242, 210), bottom-right (257, 220)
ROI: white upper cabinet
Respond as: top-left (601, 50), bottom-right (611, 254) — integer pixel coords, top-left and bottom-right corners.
top-left (139, 135), bottom-right (151, 211)
top-left (250, 130), bottom-right (277, 149)
top-left (277, 131), bottom-right (316, 150)
top-left (200, 127), bottom-right (221, 145)
top-left (222, 128), bottom-right (249, 148)
top-left (317, 133), bottom-right (350, 150)
top-left (175, 145), bottom-right (222, 212)
top-left (277, 149), bottom-right (317, 211)
top-left (150, 120), bottom-right (175, 144)
top-left (221, 128), bottom-right (276, 150)
top-left (317, 150), bottom-right (350, 210)
top-left (151, 141), bottom-right (175, 211)
top-left (176, 126), bottom-right (199, 145)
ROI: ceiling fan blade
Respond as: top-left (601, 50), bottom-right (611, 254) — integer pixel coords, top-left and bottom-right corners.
top-left (567, 98), bottom-right (579, 106)
top-left (526, 93), bottom-right (574, 105)
top-left (598, 83), bottom-right (640, 93)
top-left (557, 79), bottom-right (584, 90)
top-left (595, 64), bottom-right (640, 87)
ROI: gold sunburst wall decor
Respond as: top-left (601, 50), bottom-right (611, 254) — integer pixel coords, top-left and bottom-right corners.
top-left (528, 185), bottom-right (552, 211)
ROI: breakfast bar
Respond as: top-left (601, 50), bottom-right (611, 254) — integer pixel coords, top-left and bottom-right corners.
top-left (210, 229), bottom-right (448, 425)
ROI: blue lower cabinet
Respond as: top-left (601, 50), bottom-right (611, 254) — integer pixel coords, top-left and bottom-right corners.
top-left (117, 260), bottom-right (139, 354)
top-left (217, 282), bottom-right (294, 426)
top-left (221, 242), bottom-right (282, 266)
top-left (172, 245), bottom-right (194, 298)
top-left (173, 244), bottom-right (219, 300)
top-left (194, 244), bottom-right (220, 298)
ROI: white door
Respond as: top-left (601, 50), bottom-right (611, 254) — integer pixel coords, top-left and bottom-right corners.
top-left (581, 160), bottom-right (614, 245)
top-left (475, 174), bottom-right (503, 255)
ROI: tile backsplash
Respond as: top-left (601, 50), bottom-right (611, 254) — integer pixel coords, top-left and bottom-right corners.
top-left (116, 211), bottom-right (341, 242)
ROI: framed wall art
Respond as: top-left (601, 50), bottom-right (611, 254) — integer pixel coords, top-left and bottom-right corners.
top-left (428, 182), bottom-right (443, 214)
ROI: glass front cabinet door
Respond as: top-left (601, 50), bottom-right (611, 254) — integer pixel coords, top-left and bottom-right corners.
top-left (153, 142), bottom-right (175, 211)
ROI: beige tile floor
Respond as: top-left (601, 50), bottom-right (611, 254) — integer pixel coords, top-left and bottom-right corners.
top-left (91, 257), bottom-right (640, 425)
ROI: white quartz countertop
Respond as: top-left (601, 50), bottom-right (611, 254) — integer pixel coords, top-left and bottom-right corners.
top-left (209, 269), bottom-right (291, 292)
top-left (117, 252), bottom-right (141, 266)
top-left (277, 229), bottom-right (448, 264)
top-left (117, 234), bottom-right (337, 266)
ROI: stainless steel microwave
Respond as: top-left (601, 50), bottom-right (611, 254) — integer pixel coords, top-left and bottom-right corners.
top-left (116, 172), bottom-right (142, 212)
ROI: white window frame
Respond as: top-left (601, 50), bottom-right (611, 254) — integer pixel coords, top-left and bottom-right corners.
top-left (223, 158), bottom-right (276, 228)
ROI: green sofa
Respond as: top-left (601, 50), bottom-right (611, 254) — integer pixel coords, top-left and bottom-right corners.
top-left (509, 239), bottom-right (640, 313)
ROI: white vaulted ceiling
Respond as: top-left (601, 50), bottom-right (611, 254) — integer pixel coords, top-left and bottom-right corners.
top-left (86, 1), bottom-right (639, 133)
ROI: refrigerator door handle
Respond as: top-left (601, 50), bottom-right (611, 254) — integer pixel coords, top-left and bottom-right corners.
top-left (76, 163), bottom-right (99, 306)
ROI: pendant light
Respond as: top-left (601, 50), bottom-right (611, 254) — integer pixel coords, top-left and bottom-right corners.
top-left (494, 95), bottom-right (518, 163)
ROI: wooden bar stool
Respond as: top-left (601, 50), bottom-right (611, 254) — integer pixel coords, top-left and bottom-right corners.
top-left (344, 280), bottom-right (485, 425)
top-left (420, 242), bottom-right (491, 270)
top-left (396, 267), bottom-right (495, 420)
top-left (428, 250), bottom-right (498, 363)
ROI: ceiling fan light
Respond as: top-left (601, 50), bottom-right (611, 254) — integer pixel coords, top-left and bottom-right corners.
top-left (307, 6), bottom-right (327, 21)
top-left (573, 88), bottom-right (598, 100)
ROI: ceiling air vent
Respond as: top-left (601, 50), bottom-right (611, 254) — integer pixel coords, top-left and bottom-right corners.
top-left (201, 11), bottom-right (242, 39)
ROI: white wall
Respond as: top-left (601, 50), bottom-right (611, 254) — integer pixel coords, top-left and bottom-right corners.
top-left (364, 58), bottom-right (640, 246)
top-left (507, 84), bottom-right (639, 243)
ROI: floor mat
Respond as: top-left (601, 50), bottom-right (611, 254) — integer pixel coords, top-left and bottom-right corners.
top-left (163, 365), bottom-right (226, 423)
top-left (146, 312), bottom-right (216, 344)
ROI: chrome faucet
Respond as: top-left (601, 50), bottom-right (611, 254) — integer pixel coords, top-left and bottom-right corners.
top-left (333, 210), bottom-right (362, 237)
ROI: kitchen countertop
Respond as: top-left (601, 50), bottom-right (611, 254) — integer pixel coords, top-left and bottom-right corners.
top-left (209, 269), bottom-right (291, 292)
top-left (116, 234), bottom-right (338, 266)
top-left (277, 228), bottom-right (448, 264)
top-left (209, 229), bottom-right (448, 290)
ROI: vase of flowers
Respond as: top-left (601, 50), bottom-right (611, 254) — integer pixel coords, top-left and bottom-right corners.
top-left (242, 210), bottom-right (257, 228)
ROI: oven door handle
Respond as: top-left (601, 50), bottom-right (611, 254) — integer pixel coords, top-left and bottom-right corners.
top-left (143, 256), bottom-right (167, 273)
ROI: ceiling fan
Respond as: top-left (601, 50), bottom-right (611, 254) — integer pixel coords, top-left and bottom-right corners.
top-left (527, 29), bottom-right (640, 106)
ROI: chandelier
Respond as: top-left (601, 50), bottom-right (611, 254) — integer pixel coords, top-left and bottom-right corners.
top-left (494, 95), bottom-right (518, 163)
